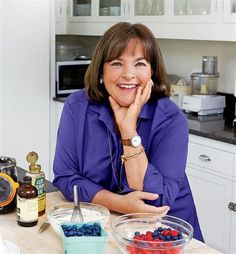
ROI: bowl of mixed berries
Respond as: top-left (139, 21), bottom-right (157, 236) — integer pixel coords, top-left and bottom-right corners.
top-left (111, 213), bottom-right (193, 254)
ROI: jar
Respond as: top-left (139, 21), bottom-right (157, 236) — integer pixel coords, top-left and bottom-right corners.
top-left (0, 157), bottom-right (19, 214)
top-left (202, 56), bottom-right (218, 74)
top-left (191, 72), bottom-right (219, 95)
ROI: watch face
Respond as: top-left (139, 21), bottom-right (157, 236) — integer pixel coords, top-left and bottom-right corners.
top-left (131, 135), bottom-right (141, 147)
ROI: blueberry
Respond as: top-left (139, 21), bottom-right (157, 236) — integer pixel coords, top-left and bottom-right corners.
top-left (134, 231), bottom-right (141, 236)
top-left (157, 227), bottom-right (163, 231)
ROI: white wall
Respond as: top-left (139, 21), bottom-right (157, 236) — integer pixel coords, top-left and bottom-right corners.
top-left (159, 39), bottom-right (236, 94)
top-left (1, 1), bottom-right (51, 178)
top-left (0, 1), bottom-right (3, 153)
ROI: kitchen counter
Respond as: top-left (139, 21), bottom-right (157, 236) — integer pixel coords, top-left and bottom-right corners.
top-left (0, 191), bottom-right (223, 254)
top-left (53, 97), bottom-right (236, 145)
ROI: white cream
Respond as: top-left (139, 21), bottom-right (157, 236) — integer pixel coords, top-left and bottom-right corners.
top-left (58, 208), bottom-right (104, 222)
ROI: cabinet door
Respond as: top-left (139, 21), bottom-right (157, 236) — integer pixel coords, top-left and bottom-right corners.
top-left (130, 0), bottom-right (167, 22)
top-left (171, 0), bottom-right (217, 23)
top-left (222, 0), bottom-right (236, 23)
top-left (55, 0), bottom-right (67, 34)
top-left (186, 166), bottom-right (233, 254)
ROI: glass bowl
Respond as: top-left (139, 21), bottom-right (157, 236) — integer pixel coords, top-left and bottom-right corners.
top-left (111, 213), bottom-right (193, 254)
top-left (47, 202), bottom-right (110, 235)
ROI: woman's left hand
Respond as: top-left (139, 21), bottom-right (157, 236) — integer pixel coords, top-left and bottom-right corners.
top-left (109, 79), bottom-right (153, 136)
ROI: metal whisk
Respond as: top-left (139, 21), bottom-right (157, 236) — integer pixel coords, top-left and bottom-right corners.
top-left (71, 185), bottom-right (84, 222)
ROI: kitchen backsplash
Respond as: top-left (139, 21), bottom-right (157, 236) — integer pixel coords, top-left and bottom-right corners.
top-left (56, 35), bottom-right (236, 95)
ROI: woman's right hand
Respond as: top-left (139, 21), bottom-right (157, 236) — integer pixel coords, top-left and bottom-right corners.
top-left (118, 191), bottom-right (170, 215)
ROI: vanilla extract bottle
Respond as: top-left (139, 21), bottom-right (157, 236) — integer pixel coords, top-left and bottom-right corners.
top-left (17, 176), bottom-right (38, 227)
top-left (26, 151), bottom-right (46, 216)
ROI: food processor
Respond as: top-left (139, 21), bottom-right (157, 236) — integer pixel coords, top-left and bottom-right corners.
top-left (182, 56), bottom-right (225, 116)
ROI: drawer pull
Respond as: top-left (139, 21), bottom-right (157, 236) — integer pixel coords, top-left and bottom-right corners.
top-left (228, 202), bottom-right (236, 212)
top-left (199, 154), bottom-right (211, 162)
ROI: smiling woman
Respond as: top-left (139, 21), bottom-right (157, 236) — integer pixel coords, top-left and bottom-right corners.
top-left (53, 22), bottom-right (204, 242)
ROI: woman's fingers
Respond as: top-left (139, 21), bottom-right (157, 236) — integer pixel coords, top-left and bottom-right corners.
top-left (136, 191), bottom-right (170, 214)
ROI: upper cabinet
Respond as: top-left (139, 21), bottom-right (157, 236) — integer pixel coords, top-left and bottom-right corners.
top-left (55, 0), bottom-right (68, 34)
top-left (222, 0), bottom-right (236, 23)
top-left (58, 0), bottom-right (236, 41)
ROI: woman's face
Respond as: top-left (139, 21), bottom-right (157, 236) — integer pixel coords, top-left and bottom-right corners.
top-left (103, 40), bottom-right (152, 107)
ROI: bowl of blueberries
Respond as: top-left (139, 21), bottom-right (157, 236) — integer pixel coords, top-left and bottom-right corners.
top-left (60, 222), bottom-right (108, 254)
top-left (111, 213), bottom-right (193, 254)
top-left (47, 202), bottom-right (110, 236)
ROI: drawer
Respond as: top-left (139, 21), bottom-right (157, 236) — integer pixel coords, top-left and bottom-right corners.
top-left (187, 142), bottom-right (234, 177)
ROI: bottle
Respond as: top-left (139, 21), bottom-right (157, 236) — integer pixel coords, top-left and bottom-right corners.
top-left (17, 176), bottom-right (38, 227)
top-left (26, 151), bottom-right (46, 216)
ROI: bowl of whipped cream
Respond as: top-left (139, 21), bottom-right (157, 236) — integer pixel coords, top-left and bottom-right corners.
top-left (47, 202), bottom-right (110, 236)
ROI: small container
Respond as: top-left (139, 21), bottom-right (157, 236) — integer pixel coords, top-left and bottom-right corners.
top-left (202, 56), bottom-right (218, 74)
top-left (0, 157), bottom-right (19, 214)
top-left (60, 222), bottom-right (108, 254)
top-left (191, 72), bottom-right (219, 95)
top-left (17, 176), bottom-right (38, 227)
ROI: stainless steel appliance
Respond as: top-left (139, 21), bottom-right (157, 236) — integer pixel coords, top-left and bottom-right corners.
top-left (56, 60), bottom-right (91, 97)
top-left (183, 56), bottom-right (225, 115)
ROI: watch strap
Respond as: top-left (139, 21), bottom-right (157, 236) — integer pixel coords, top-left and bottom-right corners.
top-left (121, 139), bottom-right (132, 146)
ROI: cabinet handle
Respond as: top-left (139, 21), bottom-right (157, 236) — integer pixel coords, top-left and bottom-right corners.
top-left (228, 202), bottom-right (236, 212)
top-left (199, 154), bottom-right (211, 162)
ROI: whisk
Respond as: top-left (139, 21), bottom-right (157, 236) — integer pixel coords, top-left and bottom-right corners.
top-left (71, 185), bottom-right (84, 222)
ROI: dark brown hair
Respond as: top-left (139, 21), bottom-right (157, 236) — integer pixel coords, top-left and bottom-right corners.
top-left (84, 22), bottom-right (170, 102)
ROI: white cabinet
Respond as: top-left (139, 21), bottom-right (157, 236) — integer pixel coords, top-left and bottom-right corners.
top-left (186, 134), bottom-right (236, 254)
top-left (49, 101), bottom-right (64, 180)
top-left (55, 0), bottom-right (68, 34)
top-left (222, 0), bottom-right (236, 23)
top-left (65, 0), bottom-right (235, 41)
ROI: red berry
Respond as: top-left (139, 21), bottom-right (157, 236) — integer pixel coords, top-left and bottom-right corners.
top-left (162, 229), bottom-right (170, 236)
top-left (170, 230), bottom-right (179, 237)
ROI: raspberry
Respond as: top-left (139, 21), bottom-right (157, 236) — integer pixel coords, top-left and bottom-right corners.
top-left (170, 230), bottom-right (179, 237)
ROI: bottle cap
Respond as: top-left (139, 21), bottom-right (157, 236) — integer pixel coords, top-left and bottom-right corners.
top-left (26, 151), bottom-right (41, 173)
top-left (23, 176), bottom-right (32, 183)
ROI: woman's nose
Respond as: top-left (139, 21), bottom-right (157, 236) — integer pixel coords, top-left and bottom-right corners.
top-left (121, 66), bottom-right (135, 79)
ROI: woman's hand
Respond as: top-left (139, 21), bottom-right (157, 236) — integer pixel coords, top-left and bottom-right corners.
top-left (109, 79), bottom-right (153, 137)
top-left (118, 191), bottom-right (170, 215)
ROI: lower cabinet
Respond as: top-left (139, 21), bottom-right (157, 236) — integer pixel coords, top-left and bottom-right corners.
top-left (187, 167), bottom-right (233, 253)
top-left (186, 135), bottom-right (236, 254)
top-left (49, 101), bottom-right (64, 180)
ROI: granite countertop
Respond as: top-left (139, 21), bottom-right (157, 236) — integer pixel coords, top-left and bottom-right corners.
top-left (185, 113), bottom-right (236, 145)
top-left (53, 97), bottom-right (236, 145)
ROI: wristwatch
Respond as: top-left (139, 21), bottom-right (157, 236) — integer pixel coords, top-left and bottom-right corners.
top-left (122, 135), bottom-right (142, 147)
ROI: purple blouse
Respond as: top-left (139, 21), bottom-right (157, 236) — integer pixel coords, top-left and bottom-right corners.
top-left (53, 89), bottom-right (204, 242)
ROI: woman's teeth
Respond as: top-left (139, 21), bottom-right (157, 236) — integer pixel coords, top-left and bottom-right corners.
top-left (119, 84), bottom-right (137, 89)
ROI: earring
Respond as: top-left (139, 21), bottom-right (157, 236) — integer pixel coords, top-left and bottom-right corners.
top-left (100, 78), bottom-right (103, 84)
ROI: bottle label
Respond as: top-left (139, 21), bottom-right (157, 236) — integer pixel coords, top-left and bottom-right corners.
top-left (17, 195), bottom-right (38, 222)
top-left (31, 175), bottom-right (46, 213)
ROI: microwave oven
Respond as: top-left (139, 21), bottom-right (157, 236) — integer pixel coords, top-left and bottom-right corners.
top-left (56, 60), bottom-right (91, 97)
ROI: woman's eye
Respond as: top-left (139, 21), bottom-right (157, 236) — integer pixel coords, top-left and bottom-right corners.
top-left (110, 61), bottom-right (122, 67)
top-left (136, 62), bottom-right (146, 67)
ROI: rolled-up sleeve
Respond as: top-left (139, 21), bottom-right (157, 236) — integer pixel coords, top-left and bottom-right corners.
top-left (143, 112), bottom-right (189, 207)
top-left (53, 99), bottom-right (104, 202)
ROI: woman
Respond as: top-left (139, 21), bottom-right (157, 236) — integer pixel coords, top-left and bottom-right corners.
top-left (53, 22), bottom-right (204, 242)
